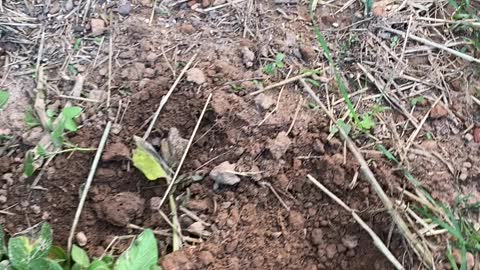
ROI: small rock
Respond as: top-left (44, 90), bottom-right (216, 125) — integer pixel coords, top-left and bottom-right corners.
top-left (209, 161), bottom-right (241, 186)
top-left (474, 127), bottom-right (480, 143)
top-left (76, 231), bottom-right (88, 246)
top-left (0, 195), bottom-right (7, 204)
top-left (31, 205), bottom-right (41, 214)
top-left (179, 24), bottom-right (195, 34)
top-left (102, 142), bottom-right (130, 161)
top-left (186, 68), bottom-right (206, 85)
top-left (288, 211), bottom-right (305, 228)
top-left (430, 103), bottom-right (448, 119)
top-left (64, 0), bottom-right (74, 11)
top-left (187, 221), bottom-right (206, 237)
top-left (198, 250), bottom-right (214, 266)
top-left (268, 131), bottom-right (291, 160)
top-left (465, 133), bottom-right (474, 142)
top-left (299, 46), bottom-right (316, 63)
top-left (88, 90), bottom-right (106, 102)
top-left (332, 22), bottom-right (339, 28)
top-left (241, 47), bottom-right (255, 68)
top-left (117, 1), bottom-right (132, 15)
top-left (254, 93), bottom-right (275, 111)
top-left (452, 249), bottom-right (474, 270)
top-left (90, 18), bottom-right (106, 36)
top-left (311, 228), bottom-right (323, 245)
top-left (341, 235), bottom-right (358, 249)
top-left (459, 172), bottom-right (469, 181)
top-left (463, 162), bottom-right (472, 169)
top-left (325, 244), bottom-right (337, 259)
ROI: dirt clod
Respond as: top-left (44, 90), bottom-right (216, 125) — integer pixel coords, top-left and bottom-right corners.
top-left (311, 228), bottom-right (324, 245)
top-left (161, 250), bottom-right (194, 270)
top-left (341, 235), bottom-right (358, 249)
top-left (268, 131), bottom-right (291, 160)
top-left (97, 192), bottom-right (145, 227)
top-left (102, 142), bottom-right (130, 161)
top-left (209, 161), bottom-right (241, 186)
top-left (90, 18), bottom-right (106, 36)
top-left (300, 46), bottom-right (316, 63)
top-left (288, 211), bottom-right (305, 228)
top-left (198, 250), bottom-right (214, 266)
top-left (254, 93), bottom-right (275, 111)
top-left (241, 47), bottom-right (255, 68)
top-left (326, 244), bottom-right (337, 259)
top-left (186, 68), bottom-right (206, 85)
top-left (186, 199), bottom-right (210, 211)
top-left (430, 103), bottom-right (448, 119)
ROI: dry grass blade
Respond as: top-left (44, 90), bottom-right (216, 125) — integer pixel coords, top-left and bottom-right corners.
top-left (249, 71), bottom-right (318, 96)
top-left (307, 175), bottom-right (404, 270)
top-left (301, 79), bottom-right (434, 268)
top-left (67, 121), bottom-right (112, 257)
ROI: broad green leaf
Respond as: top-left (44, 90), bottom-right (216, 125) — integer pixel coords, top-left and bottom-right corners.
top-left (47, 246), bottom-right (67, 264)
top-left (72, 245), bottom-right (90, 268)
top-left (71, 263), bottom-right (82, 270)
top-left (88, 260), bottom-right (110, 270)
top-left (29, 258), bottom-right (63, 270)
top-left (63, 107), bottom-right (82, 119)
top-left (132, 136), bottom-right (167, 181)
top-left (263, 63), bottom-right (276, 75)
top-left (115, 230), bottom-right (158, 270)
top-left (0, 91), bottom-right (9, 110)
top-left (101, 256), bottom-right (114, 267)
top-left (8, 223), bottom-right (53, 270)
top-left (24, 151), bottom-right (35, 177)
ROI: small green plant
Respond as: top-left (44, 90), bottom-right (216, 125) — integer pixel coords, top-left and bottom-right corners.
top-left (0, 90), bottom-right (9, 110)
top-left (390, 36), bottom-right (399, 48)
top-left (73, 38), bottom-right (82, 51)
top-left (0, 223), bottom-right (160, 270)
top-left (411, 95), bottom-right (426, 106)
top-left (263, 53), bottom-right (285, 75)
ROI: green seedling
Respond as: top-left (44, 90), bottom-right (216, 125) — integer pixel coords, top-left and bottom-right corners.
top-left (229, 84), bottom-right (244, 93)
top-left (364, 0), bottom-right (373, 16)
top-left (0, 224), bottom-right (159, 270)
top-left (68, 65), bottom-right (78, 76)
top-left (411, 95), bottom-right (426, 106)
top-left (425, 132), bottom-right (434, 140)
top-left (263, 53), bottom-right (285, 75)
top-left (24, 107), bottom-right (41, 128)
top-left (390, 36), bottom-right (399, 48)
top-left (73, 38), bottom-right (82, 51)
top-left (0, 90), bottom-right (9, 110)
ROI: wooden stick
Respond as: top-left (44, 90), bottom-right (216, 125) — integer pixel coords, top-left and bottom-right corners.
top-left (307, 175), bottom-right (404, 270)
top-left (300, 79), bottom-right (434, 268)
top-left (67, 121), bottom-right (112, 257)
top-left (143, 54), bottom-right (197, 140)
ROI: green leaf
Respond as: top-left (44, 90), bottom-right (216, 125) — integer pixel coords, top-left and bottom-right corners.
top-left (24, 108), bottom-right (41, 129)
top-left (376, 144), bottom-right (398, 163)
top-left (263, 63), bottom-right (276, 75)
top-left (63, 107), bottom-right (82, 132)
top-left (275, 53), bottom-right (285, 63)
top-left (0, 91), bottom-right (9, 110)
top-left (51, 122), bottom-right (65, 147)
top-left (8, 223), bottom-right (53, 270)
top-left (68, 65), bottom-right (78, 76)
top-left (115, 229), bottom-right (158, 270)
top-left (72, 245), bottom-right (90, 268)
top-left (358, 114), bottom-right (375, 130)
top-left (29, 258), bottom-right (63, 270)
top-left (410, 96), bottom-right (425, 106)
top-left (304, 78), bottom-right (321, 87)
top-left (24, 151), bottom-right (35, 177)
top-left (74, 38), bottom-right (82, 51)
top-left (101, 256), bottom-right (114, 267)
top-left (37, 145), bottom-right (48, 158)
top-left (0, 225), bottom-right (5, 260)
top-left (132, 136), bottom-right (167, 181)
top-left (88, 260), bottom-right (110, 270)
top-left (47, 246), bottom-right (67, 264)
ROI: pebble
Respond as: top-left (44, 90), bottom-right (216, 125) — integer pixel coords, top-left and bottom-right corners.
top-left (299, 46), bottom-right (316, 63)
top-left (465, 133), bottom-right (474, 142)
top-left (76, 232), bottom-right (88, 246)
top-left (117, 1), bottom-right (132, 15)
top-left (430, 103), bottom-right (448, 119)
top-left (241, 47), bottom-right (255, 68)
top-left (0, 195), bottom-right (6, 204)
top-left (268, 132), bottom-right (291, 160)
top-left (311, 228), bottom-right (324, 245)
top-left (2, 173), bottom-right (13, 186)
top-left (31, 205), bottom-right (41, 214)
top-left (463, 162), bottom-right (472, 169)
top-left (186, 68), bottom-right (206, 85)
top-left (209, 161), bottom-right (241, 186)
top-left (459, 172), bottom-right (469, 181)
top-left (341, 235), bottom-right (358, 249)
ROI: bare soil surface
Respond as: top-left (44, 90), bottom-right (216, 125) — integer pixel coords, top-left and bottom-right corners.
top-left (1, 1), bottom-right (479, 269)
